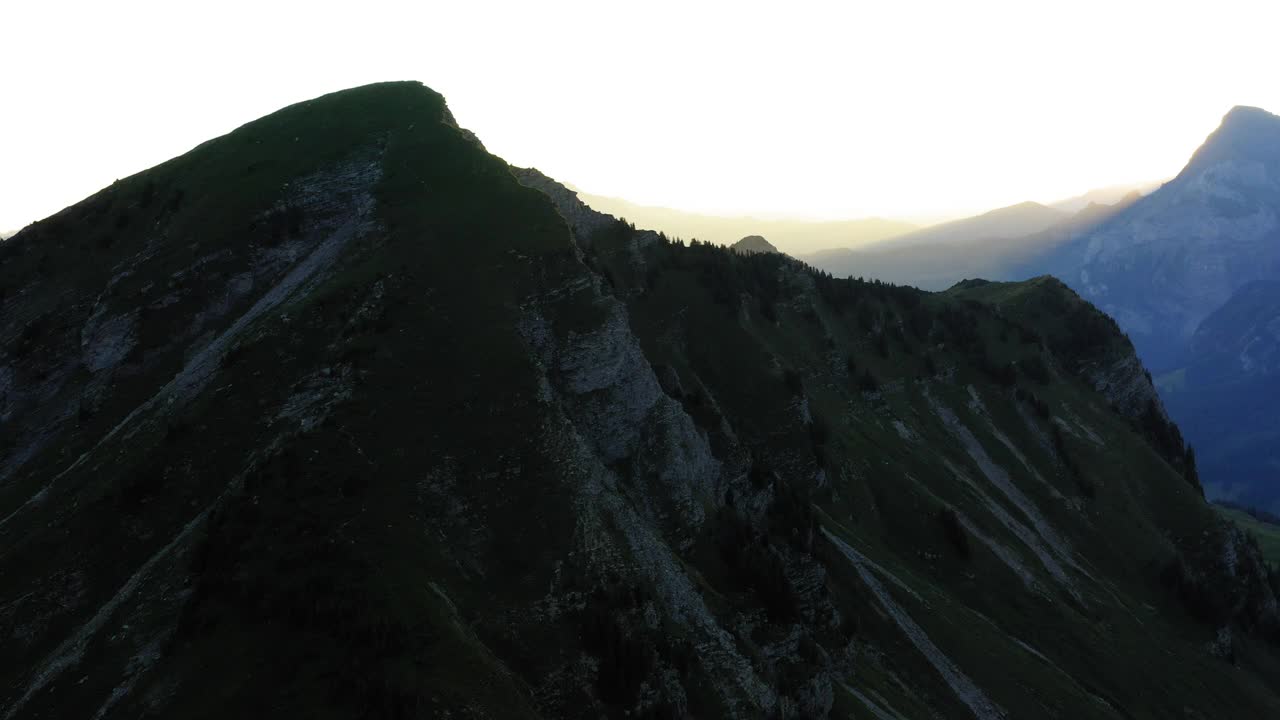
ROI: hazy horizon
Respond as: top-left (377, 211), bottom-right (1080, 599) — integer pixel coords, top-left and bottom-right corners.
top-left (4, 0), bottom-right (1279, 233)
top-left (572, 177), bottom-right (1167, 226)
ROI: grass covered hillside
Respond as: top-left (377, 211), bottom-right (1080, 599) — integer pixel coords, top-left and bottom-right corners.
top-left (1214, 504), bottom-right (1280, 566)
top-left (2, 83), bottom-right (1279, 719)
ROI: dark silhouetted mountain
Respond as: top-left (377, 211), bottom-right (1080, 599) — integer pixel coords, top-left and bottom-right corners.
top-left (2, 83), bottom-right (1279, 720)
top-left (730, 234), bottom-right (780, 255)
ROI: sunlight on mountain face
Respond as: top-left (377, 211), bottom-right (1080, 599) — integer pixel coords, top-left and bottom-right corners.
top-left (3, 0), bottom-right (1279, 232)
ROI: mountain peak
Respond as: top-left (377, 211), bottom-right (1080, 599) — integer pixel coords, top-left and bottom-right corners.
top-left (1221, 104), bottom-right (1279, 125)
top-left (1006, 200), bottom-right (1052, 212)
top-left (1213, 105), bottom-right (1280, 142)
top-left (5, 81), bottom-right (1280, 719)
top-left (731, 234), bottom-right (779, 254)
top-left (1183, 104), bottom-right (1280, 172)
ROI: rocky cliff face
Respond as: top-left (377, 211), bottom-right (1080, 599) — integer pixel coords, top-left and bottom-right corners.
top-left (509, 166), bottom-right (616, 248)
top-left (2, 83), bottom-right (1280, 720)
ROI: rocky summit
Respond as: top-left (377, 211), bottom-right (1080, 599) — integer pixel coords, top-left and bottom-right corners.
top-left (3, 83), bottom-right (1280, 719)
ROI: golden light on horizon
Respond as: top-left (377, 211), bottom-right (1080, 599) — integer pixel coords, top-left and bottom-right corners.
top-left (3, 0), bottom-right (1279, 232)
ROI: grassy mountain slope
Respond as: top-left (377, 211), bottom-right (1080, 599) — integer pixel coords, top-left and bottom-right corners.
top-left (1214, 505), bottom-right (1280, 565)
top-left (2, 83), bottom-right (1279, 719)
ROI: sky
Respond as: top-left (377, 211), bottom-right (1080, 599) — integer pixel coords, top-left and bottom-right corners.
top-left (3, 0), bottom-right (1280, 232)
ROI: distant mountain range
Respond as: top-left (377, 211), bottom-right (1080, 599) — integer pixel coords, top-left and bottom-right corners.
top-left (1047, 181), bottom-right (1166, 213)
top-left (572, 191), bottom-right (917, 255)
top-left (803, 194), bottom-right (1154, 291)
top-left (806, 201), bottom-right (1069, 289)
top-left (861, 200), bottom-right (1070, 246)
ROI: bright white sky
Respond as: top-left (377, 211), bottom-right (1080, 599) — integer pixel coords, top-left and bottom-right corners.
top-left (3, 0), bottom-right (1279, 232)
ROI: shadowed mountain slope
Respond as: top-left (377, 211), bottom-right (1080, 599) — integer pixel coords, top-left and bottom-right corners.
top-left (2, 83), bottom-right (1279, 719)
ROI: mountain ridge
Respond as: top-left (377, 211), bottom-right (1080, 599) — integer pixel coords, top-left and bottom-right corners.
top-left (2, 82), bottom-right (1279, 719)
top-left (838, 200), bottom-right (1068, 251)
top-left (805, 195), bottom-right (1139, 290)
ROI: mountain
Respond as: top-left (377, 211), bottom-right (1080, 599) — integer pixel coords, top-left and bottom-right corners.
top-left (805, 198), bottom-right (1129, 290)
top-left (1188, 280), bottom-right (1280, 384)
top-left (572, 191), bottom-right (917, 255)
top-left (1010, 106), bottom-right (1280, 511)
top-left (1048, 181), bottom-right (1165, 213)
top-left (1027, 106), bottom-right (1280, 372)
top-left (3, 82), bottom-right (1280, 719)
top-left (1160, 280), bottom-right (1280, 509)
top-left (856, 200), bottom-right (1068, 248)
top-left (731, 235), bottom-right (780, 255)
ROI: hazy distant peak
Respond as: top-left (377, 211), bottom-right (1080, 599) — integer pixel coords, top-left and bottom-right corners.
top-left (731, 235), bottom-right (780, 254)
top-left (1048, 181), bottom-right (1163, 213)
top-left (1221, 105), bottom-right (1279, 125)
top-left (1212, 105), bottom-right (1280, 140)
top-left (1072, 191), bottom-right (1143, 222)
top-left (1182, 104), bottom-right (1280, 173)
top-left (859, 199), bottom-right (1066, 251)
top-left (998, 200), bottom-right (1054, 213)
top-left (979, 200), bottom-right (1065, 221)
